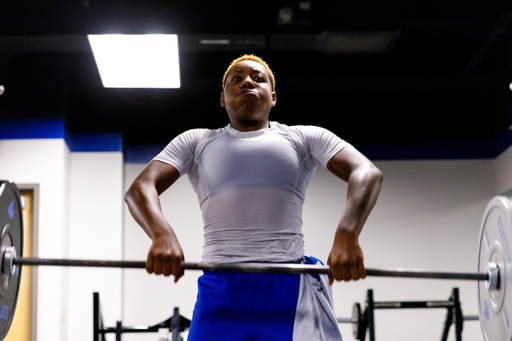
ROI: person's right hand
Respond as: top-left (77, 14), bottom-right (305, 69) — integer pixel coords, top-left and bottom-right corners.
top-left (146, 232), bottom-right (185, 283)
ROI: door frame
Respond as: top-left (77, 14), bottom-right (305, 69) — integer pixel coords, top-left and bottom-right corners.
top-left (17, 183), bottom-right (39, 341)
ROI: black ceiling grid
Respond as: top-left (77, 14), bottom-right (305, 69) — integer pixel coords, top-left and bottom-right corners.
top-left (0, 1), bottom-right (511, 148)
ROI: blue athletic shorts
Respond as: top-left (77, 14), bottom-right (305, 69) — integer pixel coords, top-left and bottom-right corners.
top-left (186, 256), bottom-right (342, 341)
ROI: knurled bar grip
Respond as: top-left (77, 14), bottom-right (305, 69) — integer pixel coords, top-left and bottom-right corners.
top-left (14, 258), bottom-right (146, 268)
top-left (13, 258), bottom-right (490, 281)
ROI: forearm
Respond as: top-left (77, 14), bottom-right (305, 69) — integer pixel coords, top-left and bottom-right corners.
top-left (337, 166), bottom-right (383, 236)
top-left (125, 182), bottom-right (176, 241)
top-left (326, 147), bottom-right (382, 282)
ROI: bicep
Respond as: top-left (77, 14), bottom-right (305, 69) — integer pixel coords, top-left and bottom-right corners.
top-left (133, 160), bottom-right (181, 195)
top-left (326, 146), bottom-right (376, 182)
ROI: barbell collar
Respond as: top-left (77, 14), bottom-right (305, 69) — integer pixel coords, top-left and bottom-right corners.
top-left (485, 262), bottom-right (500, 291)
top-left (337, 317), bottom-right (359, 323)
top-left (2, 247), bottom-right (16, 276)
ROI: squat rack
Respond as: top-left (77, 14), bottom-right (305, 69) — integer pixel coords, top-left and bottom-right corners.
top-left (93, 292), bottom-right (191, 341)
top-left (350, 287), bottom-right (478, 341)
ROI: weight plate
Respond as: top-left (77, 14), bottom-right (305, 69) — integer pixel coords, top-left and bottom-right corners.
top-left (478, 196), bottom-right (512, 341)
top-left (352, 302), bottom-right (366, 341)
top-left (352, 302), bottom-right (360, 339)
top-left (0, 181), bottom-right (23, 340)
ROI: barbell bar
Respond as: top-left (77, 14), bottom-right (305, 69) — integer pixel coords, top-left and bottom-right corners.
top-left (7, 255), bottom-right (493, 280)
top-left (1, 180), bottom-right (511, 341)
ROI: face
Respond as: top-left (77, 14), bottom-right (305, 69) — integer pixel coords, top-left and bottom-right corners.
top-left (220, 60), bottom-right (277, 131)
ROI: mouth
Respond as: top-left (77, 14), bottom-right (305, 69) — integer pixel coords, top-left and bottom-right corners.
top-left (240, 90), bottom-right (258, 96)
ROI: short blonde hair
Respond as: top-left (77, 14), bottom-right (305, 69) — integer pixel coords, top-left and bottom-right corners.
top-left (222, 54), bottom-right (275, 91)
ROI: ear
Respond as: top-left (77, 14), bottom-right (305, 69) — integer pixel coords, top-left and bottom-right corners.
top-left (271, 92), bottom-right (277, 107)
top-left (220, 92), bottom-right (226, 107)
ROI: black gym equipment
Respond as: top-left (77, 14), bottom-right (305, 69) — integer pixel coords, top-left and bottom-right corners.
top-left (337, 288), bottom-right (479, 341)
top-left (93, 292), bottom-right (191, 341)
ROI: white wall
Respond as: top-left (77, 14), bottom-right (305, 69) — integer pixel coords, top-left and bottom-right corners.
top-left (122, 164), bottom-right (203, 341)
top-left (0, 139), bottom-right (70, 341)
top-left (2, 137), bottom-right (511, 341)
top-left (67, 152), bottom-right (123, 341)
top-left (0, 140), bottom-right (124, 341)
top-left (122, 158), bottom-right (496, 341)
top-left (494, 144), bottom-right (512, 195)
top-left (303, 161), bottom-right (494, 341)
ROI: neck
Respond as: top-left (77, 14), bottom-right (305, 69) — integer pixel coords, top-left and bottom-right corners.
top-left (230, 119), bottom-right (270, 132)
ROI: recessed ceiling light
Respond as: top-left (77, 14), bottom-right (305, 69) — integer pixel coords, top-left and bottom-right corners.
top-left (88, 34), bottom-right (180, 88)
top-left (322, 31), bottom-right (401, 54)
top-left (199, 39), bottom-right (231, 45)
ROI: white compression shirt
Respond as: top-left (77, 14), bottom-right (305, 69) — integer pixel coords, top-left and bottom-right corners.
top-left (154, 122), bottom-right (350, 263)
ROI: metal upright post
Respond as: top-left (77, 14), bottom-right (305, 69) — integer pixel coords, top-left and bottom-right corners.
top-left (116, 321), bottom-right (122, 341)
top-left (171, 307), bottom-right (181, 341)
top-left (366, 289), bottom-right (376, 341)
top-left (452, 288), bottom-right (463, 341)
top-left (440, 303), bottom-right (453, 341)
top-left (93, 292), bottom-right (105, 341)
top-left (93, 293), bottom-right (99, 341)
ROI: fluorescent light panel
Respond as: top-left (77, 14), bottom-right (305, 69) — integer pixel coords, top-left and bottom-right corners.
top-left (88, 34), bottom-right (180, 88)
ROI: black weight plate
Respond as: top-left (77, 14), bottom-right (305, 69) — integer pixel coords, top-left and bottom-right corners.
top-left (0, 180), bottom-right (23, 340)
top-left (352, 302), bottom-right (366, 340)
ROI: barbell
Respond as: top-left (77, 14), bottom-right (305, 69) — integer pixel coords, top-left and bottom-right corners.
top-left (0, 179), bottom-right (509, 340)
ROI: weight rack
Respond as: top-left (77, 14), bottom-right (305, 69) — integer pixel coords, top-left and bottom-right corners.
top-left (93, 292), bottom-right (191, 341)
top-left (352, 287), bottom-right (478, 341)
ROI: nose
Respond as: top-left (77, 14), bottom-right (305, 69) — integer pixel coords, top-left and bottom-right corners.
top-left (241, 75), bottom-right (255, 88)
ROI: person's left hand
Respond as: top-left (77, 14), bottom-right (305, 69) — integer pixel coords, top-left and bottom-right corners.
top-left (327, 230), bottom-right (366, 285)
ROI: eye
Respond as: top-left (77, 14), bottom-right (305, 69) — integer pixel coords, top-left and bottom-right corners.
top-left (254, 76), bottom-right (265, 82)
top-left (231, 76), bottom-right (241, 82)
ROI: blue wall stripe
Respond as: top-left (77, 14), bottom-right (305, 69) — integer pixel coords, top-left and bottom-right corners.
top-left (356, 129), bottom-right (512, 161)
top-left (2, 118), bottom-right (512, 161)
top-left (124, 145), bottom-right (165, 164)
top-left (0, 119), bottom-right (122, 152)
top-left (66, 133), bottom-right (123, 152)
top-left (124, 130), bottom-right (512, 164)
top-left (0, 119), bottom-right (65, 139)
top-left (493, 129), bottom-right (512, 157)
top-left (355, 141), bottom-right (495, 161)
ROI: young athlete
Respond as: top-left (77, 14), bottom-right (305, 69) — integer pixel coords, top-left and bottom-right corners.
top-left (125, 54), bottom-right (383, 340)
